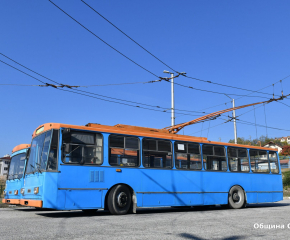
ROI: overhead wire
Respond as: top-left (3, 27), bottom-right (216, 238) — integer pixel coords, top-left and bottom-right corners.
top-left (0, 56), bottom-right (207, 116)
top-left (80, 0), bottom-right (275, 97)
top-left (48, 0), bottom-right (159, 78)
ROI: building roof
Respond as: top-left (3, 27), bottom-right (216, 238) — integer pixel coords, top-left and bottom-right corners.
top-left (262, 141), bottom-right (283, 148)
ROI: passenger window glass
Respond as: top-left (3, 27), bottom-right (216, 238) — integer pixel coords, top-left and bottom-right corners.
top-left (143, 139), bottom-right (156, 151)
top-left (109, 135), bottom-right (139, 167)
top-left (62, 131), bottom-right (103, 165)
top-left (143, 139), bottom-right (172, 168)
top-left (175, 142), bottom-right (201, 170)
top-left (202, 145), bottom-right (213, 155)
top-left (269, 151), bottom-right (279, 173)
top-left (250, 149), bottom-right (269, 173)
top-left (227, 147), bottom-right (249, 172)
top-left (203, 145), bottom-right (227, 171)
top-left (158, 141), bottom-right (171, 152)
top-left (110, 135), bottom-right (124, 148)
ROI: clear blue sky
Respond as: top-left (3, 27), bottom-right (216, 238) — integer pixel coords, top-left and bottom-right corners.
top-left (1, 0), bottom-right (290, 156)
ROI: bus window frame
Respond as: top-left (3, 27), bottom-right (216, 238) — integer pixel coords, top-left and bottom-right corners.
top-left (61, 129), bottom-right (104, 166)
top-left (202, 144), bottom-right (228, 172)
top-left (174, 141), bottom-right (202, 171)
top-left (227, 146), bottom-right (250, 173)
top-left (108, 134), bottom-right (141, 168)
top-left (249, 149), bottom-right (270, 174)
top-left (268, 151), bottom-right (279, 174)
top-left (142, 137), bottom-right (173, 169)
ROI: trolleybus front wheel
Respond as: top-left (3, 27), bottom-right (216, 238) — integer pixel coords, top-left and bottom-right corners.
top-left (108, 185), bottom-right (132, 215)
top-left (228, 186), bottom-right (245, 209)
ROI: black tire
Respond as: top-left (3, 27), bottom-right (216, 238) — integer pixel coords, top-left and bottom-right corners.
top-left (228, 186), bottom-right (245, 209)
top-left (108, 185), bottom-right (132, 215)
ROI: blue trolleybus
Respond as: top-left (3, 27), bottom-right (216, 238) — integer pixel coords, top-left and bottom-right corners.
top-left (20, 123), bottom-right (283, 214)
top-left (2, 144), bottom-right (30, 205)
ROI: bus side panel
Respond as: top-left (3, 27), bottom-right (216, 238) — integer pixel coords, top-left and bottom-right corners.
top-left (250, 173), bottom-right (283, 204)
top-left (202, 172), bottom-right (250, 205)
top-left (140, 169), bottom-right (203, 207)
top-left (42, 172), bottom-right (59, 209)
top-left (64, 190), bottom-right (102, 209)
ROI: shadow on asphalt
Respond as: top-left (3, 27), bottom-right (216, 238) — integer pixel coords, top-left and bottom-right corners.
top-left (177, 233), bottom-right (247, 240)
top-left (13, 201), bottom-right (290, 218)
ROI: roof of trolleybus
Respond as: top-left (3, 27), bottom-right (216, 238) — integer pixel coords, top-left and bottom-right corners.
top-left (33, 122), bottom-right (276, 152)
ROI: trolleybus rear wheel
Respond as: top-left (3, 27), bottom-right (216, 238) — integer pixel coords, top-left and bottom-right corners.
top-left (108, 185), bottom-right (132, 215)
top-left (228, 186), bottom-right (245, 209)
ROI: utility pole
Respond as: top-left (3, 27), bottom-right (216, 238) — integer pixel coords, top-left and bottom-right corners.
top-left (225, 95), bottom-right (237, 144)
top-left (170, 72), bottom-right (175, 126)
top-left (163, 71), bottom-right (186, 127)
top-left (232, 99), bottom-right (237, 144)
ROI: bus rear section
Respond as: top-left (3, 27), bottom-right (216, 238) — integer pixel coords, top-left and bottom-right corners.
top-left (2, 144), bottom-right (30, 205)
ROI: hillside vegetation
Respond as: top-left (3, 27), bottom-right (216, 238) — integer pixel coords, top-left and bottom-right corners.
top-left (283, 170), bottom-right (290, 197)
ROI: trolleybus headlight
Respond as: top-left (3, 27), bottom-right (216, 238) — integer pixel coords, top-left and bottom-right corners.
top-left (20, 188), bottom-right (25, 195)
top-left (14, 190), bottom-right (18, 195)
top-left (3, 190), bottom-right (6, 195)
top-left (34, 187), bottom-right (39, 194)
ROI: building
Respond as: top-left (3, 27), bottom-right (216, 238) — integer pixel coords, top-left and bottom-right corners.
top-left (278, 137), bottom-right (290, 144)
top-left (0, 154), bottom-right (11, 177)
top-left (262, 141), bottom-right (283, 153)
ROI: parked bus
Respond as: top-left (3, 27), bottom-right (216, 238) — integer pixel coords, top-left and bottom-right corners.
top-left (20, 123), bottom-right (283, 214)
top-left (2, 144), bottom-right (30, 205)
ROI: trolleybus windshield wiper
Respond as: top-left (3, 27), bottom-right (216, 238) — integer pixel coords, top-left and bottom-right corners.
top-left (30, 164), bottom-right (41, 174)
top-left (35, 163), bottom-right (43, 173)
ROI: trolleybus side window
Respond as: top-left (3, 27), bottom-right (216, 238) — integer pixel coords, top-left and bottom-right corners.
top-left (109, 135), bottom-right (140, 167)
top-left (62, 130), bottom-right (103, 165)
top-left (203, 145), bottom-right (227, 171)
top-left (175, 142), bottom-right (201, 170)
top-left (143, 139), bottom-right (172, 168)
top-left (250, 150), bottom-right (269, 173)
top-left (227, 147), bottom-right (249, 172)
top-left (268, 151), bottom-right (279, 173)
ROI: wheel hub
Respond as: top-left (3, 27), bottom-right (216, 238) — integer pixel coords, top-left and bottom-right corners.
top-left (117, 192), bottom-right (127, 208)
top-left (232, 192), bottom-right (240, 202)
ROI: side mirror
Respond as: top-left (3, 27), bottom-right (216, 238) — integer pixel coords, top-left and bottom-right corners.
top-left (64, 143), bottom-right (70, 154)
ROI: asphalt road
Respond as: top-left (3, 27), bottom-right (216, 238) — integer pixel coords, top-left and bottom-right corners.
top-left (1, 200), bottom-right (290, 239)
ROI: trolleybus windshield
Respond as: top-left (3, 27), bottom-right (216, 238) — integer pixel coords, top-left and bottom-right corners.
top-left (26, 130), bottom-right (52, 174)
top-left (8, 153), bottom-right (26, 180)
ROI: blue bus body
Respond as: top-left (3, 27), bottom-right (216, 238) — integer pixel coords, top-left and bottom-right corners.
top-left (3, 147), bottom-right (29, 205)
top-left (21, 124), bottom-right (283, 212)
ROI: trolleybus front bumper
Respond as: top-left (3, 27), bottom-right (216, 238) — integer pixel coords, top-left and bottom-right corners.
top-left (20, 199), bottom-right (43, 208)
top-left (2, 199), bottom-right (21, 205)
